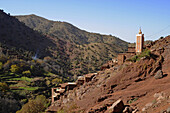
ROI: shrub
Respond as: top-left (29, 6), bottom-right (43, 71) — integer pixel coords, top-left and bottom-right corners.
top-left (0, 82), bottom-right (9, 92)
top-left (130, 55), bottom-right (138, 62)
top-left (22, 70), bottom-right (31, 77)
top-left (127, 49), bottom-right (151, 62)
top-left (10, 64), bottom-right (20, 73)
top-left (128, 97), bottom-right (138, 104)
top-left (16, 95), bottom-right (48, 113)
top-left (138, 49), bottom-right (151, 59)
top-left (52, 78), bottom-right (63, 85)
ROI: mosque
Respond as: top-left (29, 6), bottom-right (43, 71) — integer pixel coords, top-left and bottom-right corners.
top-left (117, 28), bottom-right (145, 64)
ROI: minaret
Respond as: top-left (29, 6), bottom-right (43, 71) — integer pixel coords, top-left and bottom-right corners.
top-left (136, 28), bottom-right (144, 53)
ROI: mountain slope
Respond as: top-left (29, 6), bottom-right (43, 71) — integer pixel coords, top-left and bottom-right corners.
top-left (0, 12), bottom-right (55, 58)
top-left (47, 36), bottom-right (170, 112)
top-left (0, 10), bottom-right (73, 113)
top-left (15, 14), bottom-right (127, 46)
top-left (15, 14), bottom-right (128, 75)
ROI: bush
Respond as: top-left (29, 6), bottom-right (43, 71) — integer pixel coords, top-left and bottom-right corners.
top-left (128, 49), bottom-right (151, 62)
top-left (16, 95), bottom-right (48, 113)
top-left (0, 82), bottom-right (9, 92)
top-left (52, 78), bottom-right (62, 85)
top-left (138, 49), bottom-right (151, 58)
top-left (10, 64), bottom-right (20, 73)
top-left (22, 70), bottom-right (31, 77)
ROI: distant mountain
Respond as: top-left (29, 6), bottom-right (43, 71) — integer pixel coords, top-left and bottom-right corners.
top-left (16, 14), bottom-right (127, 46)
top-left (15, 14), bottom-right (128, 75)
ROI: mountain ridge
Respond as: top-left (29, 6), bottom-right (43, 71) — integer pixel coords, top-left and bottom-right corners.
top-left (15, 14), bottom-right (127, 46)
top-left (15, 14), bottom-right (128, 75)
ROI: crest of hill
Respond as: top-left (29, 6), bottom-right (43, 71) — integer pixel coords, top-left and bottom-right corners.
top-left (15, 14), bottom-right (127, 47)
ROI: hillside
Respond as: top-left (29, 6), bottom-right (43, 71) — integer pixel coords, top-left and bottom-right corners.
top-left (16, 14), bottom-right (127, 45)
top-left (47, 36), bottom-right (170, 113)
top-left (0, 10), bottom-right (72, 113)
top-left (15, 14), bottom-right (128, 75)
top-left (0, 10), bottom-right (129, 112)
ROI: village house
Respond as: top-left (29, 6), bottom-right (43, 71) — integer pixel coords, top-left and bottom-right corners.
top-left (51, 73), bottom-right (97, 103)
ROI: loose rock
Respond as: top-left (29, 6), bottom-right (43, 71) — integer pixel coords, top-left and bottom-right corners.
top-left (107, 99), bottom-right (124, 113)
top-left (154, 70), bottom-right (163, 79)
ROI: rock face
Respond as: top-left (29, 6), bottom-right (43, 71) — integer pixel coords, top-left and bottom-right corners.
top-left (154, 70), bottom-right (163, 79)
top-left (107, 99), bottom-right (124, 113)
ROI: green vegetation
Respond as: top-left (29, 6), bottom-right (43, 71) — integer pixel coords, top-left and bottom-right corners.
top-left (0, 53), bottom-right (72, 113)
top-left (17, 95), bottom-right (49, 113)
top-left (128, 97), bottom-right (138, 104)
top-left (15, 14), bottom-right (128, 75)
top-left (22, 70), bottom-right (31, 77)
top-left (8, 77), bottom-right (32, 82)
top-left (18, 87), bottom-right (39, 91)
top-left (0, 10), bottom-right (128, 113)
top-left (0, 82), bottom-right (9, 92)
top-left (10, 64), bottom-right (20, 73)
top-left (52, 77), bottom-right (63, 85)
top-left (128, 49), bottom-right (151, 62)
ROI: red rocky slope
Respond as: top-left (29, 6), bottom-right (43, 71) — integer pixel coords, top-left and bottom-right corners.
top-left (47, 36), bottom-right (170, 113)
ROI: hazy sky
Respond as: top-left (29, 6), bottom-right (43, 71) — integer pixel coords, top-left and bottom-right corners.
top-left (0, 0), bottom-right (170, 42)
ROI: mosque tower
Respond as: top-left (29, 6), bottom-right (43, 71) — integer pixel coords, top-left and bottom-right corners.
top-left (136, 28), bottom-right (144, 53)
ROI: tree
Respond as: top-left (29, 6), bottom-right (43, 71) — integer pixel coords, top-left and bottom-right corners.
top-left (16, 95), bottom-right (48, 113)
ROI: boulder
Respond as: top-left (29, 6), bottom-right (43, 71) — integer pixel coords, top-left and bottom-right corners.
top-left (154, 70), bottom-right (163, 79)
top-left (107, 99), bottom-right (124, 113)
